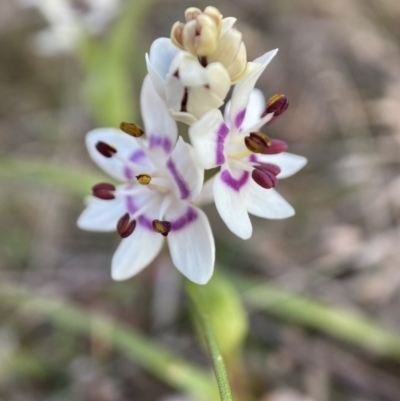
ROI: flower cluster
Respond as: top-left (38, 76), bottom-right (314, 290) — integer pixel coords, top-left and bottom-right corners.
top-left (78, 6), bottom-right (307, 284)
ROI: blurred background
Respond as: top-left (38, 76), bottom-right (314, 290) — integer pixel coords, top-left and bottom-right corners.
top-left (1, 0), bottom-right (400, 400)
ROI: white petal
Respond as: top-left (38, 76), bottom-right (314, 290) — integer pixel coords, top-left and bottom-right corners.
top-left (255, 152), bottom-right (308, 179)
top-left (189, 109), bottom-right (228, 169)
top-left (165, 73), bottom-right (185, 112)
top-left (148, 38), bottom-right (180, 82)
top-left (146, 38), bottom-right (180, 100)
top-left (111, 227), bottom-right (164, 281)
top-left (166, 137), bottom-right (203, 201)
top-left (195, 177), bottom-right (215, 206)
top-left (213, 169), bottom-right (252, 239)
top-left (229, 49), bottom-right (278, 129)
top-left (205, 62), bottom-right (231, 100)
top-left (146, 53), bottom-right (167, 100)
top-left (169, 110), bottom-right (198, 125)
top-left (171, 52), bottom-right (208, 86)
top-left (220, 17), bottom-right (237, 36)
top-left (166, 204), bottom-right (215, 284)
top-left (242, 183), bottom-right (295, 219)
top-left (241, 89), bottom-right (266, 130)
top-left (77, 197), bottom-right (125, 232)
top-left (187, 86), bottom-right (224, 120)
top-left (141, 75), bottom-right (177, 158)
top-left (86, 128), bottom-right (150, 181)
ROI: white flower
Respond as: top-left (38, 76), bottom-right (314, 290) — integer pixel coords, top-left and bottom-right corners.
top-left (146, 39), bottom-right (230, 125)
top-left (19, 0), bottom-right (121, 54)
top-left (77, 76), bottom-right (215, 284)
top-left (189, 50), bottom-right (307, 239)
top-left (145, 38), bottom-right (278, 125)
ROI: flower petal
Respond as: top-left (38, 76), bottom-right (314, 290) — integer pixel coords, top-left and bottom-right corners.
top-left (224, 88), bottom-right (266, 130)
top-left (111, 227), bottom-right (164, 281)
top-left (189, 109), bottom-right (228, 169)
top-left (242, 182), bottom-right (295, 219)
top-left (229, 49), bottom-right (278, 129)
top-left (141, 75), bottom-right (177, 158)
top-left (195, 176), bottom-right (215, 206)
top-left (77, 196), bottom-right (125, 232)
top-left (213, 168), bottom-right (252, 239)
top-left (86, 128), bottom-right (150, 181)
top-left (146, 38), bottom-right (180, 100)
top-left (255, 152), bottom-right (307, 179)
top-left (220, 17), bottom-right (237, 36)
top-left (166, 204), bottom-right (215, 284)
top-left (166, 137), bottom-right (203, 201)
top-left (187, 85), bottom-right (225, 120)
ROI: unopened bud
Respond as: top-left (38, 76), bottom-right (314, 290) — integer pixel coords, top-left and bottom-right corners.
top-left (117, 213), bottom-right (136, 238)
top-left (92, 183), bottom-right (116, 200)
top-left (120, 122), bottom-right (144, 137)
top-left (244, 132), bottom-right (271, 153)
top-left (152, 220), bottom-right (172, 237)
top-left (265, 94), bottom-right (289, 117)
top-left (171, 7), bottom-right (222, 56)
top-left (96, 141), bottom-right (117, 158)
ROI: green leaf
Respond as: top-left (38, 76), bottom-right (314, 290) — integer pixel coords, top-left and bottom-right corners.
top-left (187, 274), bottom-right (248, 357)
top-left (186, 279), bottom-right (234, 401)
top-left (0, 157), bottom-right (107, 197)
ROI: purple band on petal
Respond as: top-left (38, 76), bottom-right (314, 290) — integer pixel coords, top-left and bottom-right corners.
top-left (171, 207), bottom-right (198, 231)
top-left (221, 169), bottom-right (250, 192)
top-left (216, 123), bottom-right (229, 165)
top-left (125, 195), bottom-right (153, 230)
top-left (234, 109), bottom-right (246, 129)
top-left (166, 158), bottom-right (190, 200)
top-left (148, 134), bottom-right (172, 154)
top-left (124, 149), bottom-right (146, 180)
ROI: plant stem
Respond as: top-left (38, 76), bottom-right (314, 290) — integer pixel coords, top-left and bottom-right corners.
top-left (187, 283), bottom-right (234, 401)
top-left (231, 274), bottom-right (400, 361)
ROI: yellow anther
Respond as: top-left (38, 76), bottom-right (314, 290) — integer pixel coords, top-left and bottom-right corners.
top-left (120, 122), bottom-right (144, 137)
top-left (267, 94), bottom-right (285, 108)
top-left (136, 174), bottom-right (151, 185)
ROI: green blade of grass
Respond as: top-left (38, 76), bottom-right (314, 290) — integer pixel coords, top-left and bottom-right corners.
top-left (0, 284), bottom-right (219, 401)
top-left (231, 274), bottom-right (400, 361)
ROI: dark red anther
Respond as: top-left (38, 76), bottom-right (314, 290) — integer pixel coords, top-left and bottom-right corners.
top-left (152, 220), bottom-right (172, 237)
top-left (117, 213), bottom-right (136, 238)
top-left (92, 183), bottom-right (116, 200)
top-left (252, 168), bottom-right (278, 189)
top-left (264, 94), bottom-right (289, 118)
top-left (260, 139), bottom-right (288, 155)
top-left (96, 141), bottom-right (117, 158)
top-left (256, 163), bottom-right (281, 176)
top-left (244, 132), bottom-right (271, 153)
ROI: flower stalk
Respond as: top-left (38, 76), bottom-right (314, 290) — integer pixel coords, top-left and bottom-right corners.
top-left (187, 281), bottom-right (234, 401)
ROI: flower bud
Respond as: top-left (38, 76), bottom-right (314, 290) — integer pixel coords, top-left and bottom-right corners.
top-left (170, 7), bottom-right (247, 83)
top-left (171, 7), bottom-right (222, 56)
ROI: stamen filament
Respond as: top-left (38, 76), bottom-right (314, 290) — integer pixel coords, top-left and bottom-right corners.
top-left (229, 148), bottom-right (253, 161)
top-left (114, 154), bottom-right (152, 174)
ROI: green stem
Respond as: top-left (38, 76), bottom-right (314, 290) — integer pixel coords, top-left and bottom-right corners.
top-left (231, 274), bottom-right (400, 361)
top-left (187, 283), bottom-right (234, 401)
top-left (0, 285), bottom-right (219, 401)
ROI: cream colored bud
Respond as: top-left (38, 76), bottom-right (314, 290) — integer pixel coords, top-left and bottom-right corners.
top-left (207, 24), bottom-right (248, 83)
top-left (185, 7), bottom-right (202, 22)
top-left (171, 7), bottom-right (223, 57)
